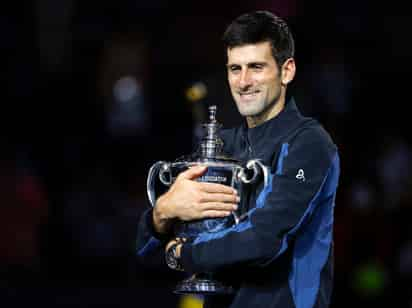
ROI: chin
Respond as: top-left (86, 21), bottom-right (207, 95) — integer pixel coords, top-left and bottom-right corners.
top-left (239, 109), bottom-right (261, 117)
top-left (236, 104), bottom-right (263, 117)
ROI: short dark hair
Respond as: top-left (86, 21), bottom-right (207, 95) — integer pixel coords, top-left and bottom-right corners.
top-left (222, 11), bottom-right (295, 67)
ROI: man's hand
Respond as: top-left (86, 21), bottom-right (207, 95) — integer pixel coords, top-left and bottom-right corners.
top-left (153, 165), bottom-right (239, 234)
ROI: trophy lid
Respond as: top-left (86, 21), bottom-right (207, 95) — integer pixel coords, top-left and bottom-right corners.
top-left (199, 105), bottom-right (222, 158)
top-left (196, 105), bottom-right (238, 162)
top-left (173, 105), bottom-right (238, 164)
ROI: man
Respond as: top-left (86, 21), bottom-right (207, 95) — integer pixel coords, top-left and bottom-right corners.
top-left (136, 10), bottom-right (340, 308)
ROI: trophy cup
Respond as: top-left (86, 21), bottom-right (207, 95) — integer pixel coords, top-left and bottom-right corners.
top-left (146, 105), bottom-right (269, 295)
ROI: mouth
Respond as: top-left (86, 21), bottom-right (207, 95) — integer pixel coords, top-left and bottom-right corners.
top-left (238, 90), bottom-right (260, 100)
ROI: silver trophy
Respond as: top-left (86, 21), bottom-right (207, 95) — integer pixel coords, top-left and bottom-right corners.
top-left (147, 105), bottom-right (269, 295)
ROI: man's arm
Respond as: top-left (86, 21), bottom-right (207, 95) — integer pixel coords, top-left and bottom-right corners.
top-left (136, 165), bottom-right (239, 261)
top-left (177, 128), bottom-right (340, 273)
top-left (152, 165), bottom-right (239, 234)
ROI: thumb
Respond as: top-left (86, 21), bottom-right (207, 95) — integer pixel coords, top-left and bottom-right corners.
top-left (179, 165), bottom-right (207, 180)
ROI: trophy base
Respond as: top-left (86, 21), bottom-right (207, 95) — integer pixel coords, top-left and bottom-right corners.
top-left (174, 273), bottom-right (234, 295)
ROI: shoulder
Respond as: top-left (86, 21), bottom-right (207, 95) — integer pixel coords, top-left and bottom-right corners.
top-left (289, 119), bottom-right (338, 160)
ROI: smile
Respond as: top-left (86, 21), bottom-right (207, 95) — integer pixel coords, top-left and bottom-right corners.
top-left (239, 90), bottom-right (260, 96)
top-left (239, 91), bottom-right (260, 100)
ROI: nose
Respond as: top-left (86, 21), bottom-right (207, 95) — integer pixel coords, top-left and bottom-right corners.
top-left (238, 69), bottom-right (252, 89)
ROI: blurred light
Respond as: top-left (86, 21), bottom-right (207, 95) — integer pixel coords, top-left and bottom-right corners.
top-left (352, 262), bottom-right (387, 298)
top-left (349, 181), bottom-right (375, 211)
top-left (178, 294), bottom-right (203, 308)
top-left (107, 75), bottom-right (148, 137)
top-left (113, 76), bottom-right (140, 103)
top-left (185, 82), bottom-right (207, 102)
top-left (377, 138), bottom-right (412, 209)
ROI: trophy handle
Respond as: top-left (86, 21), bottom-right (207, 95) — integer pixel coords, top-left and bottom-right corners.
top-left (146, 161), bottom-right (172, 207)
top-left (234, 160), bottom-right (270, 225)
top-left (237, 159), bottom-right (269, 187)
top-left (232, 159), bottom-right (269, 225)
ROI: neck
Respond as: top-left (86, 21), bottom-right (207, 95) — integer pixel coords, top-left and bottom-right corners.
top-left (246, 94), bottom-right (286, 128)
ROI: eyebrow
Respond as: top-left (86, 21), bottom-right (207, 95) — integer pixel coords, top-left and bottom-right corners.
top-left (226, 61), bottom-right (267, 68)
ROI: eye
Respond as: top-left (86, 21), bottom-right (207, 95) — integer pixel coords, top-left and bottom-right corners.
top-left (250, 63), bottom-right (265, 71)
top-left (228, 65), bottom-right (241, 74)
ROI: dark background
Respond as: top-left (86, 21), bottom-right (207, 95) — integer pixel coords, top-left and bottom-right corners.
top-left (1, 1), bottom-right (412, 307)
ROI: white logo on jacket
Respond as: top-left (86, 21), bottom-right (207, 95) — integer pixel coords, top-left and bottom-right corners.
top-left (296, 169), bottom-right (305, 181)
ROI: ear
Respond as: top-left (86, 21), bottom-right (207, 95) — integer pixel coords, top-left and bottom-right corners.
top-left (281, 58), bottom-right (296, 86)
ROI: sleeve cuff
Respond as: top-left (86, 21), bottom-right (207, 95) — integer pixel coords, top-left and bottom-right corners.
top-left (144, 208), bottom-right (171, 243)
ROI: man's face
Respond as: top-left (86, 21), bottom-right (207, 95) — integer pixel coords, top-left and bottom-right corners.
top-left (226, 41), bottom-right (282, 119)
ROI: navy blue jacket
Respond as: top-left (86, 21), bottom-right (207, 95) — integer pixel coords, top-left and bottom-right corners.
top-left (137, 98), bottom-right (340, 308)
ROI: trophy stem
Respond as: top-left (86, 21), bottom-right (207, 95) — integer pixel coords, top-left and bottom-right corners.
top-left (174, 272), bottom-right (235, 295)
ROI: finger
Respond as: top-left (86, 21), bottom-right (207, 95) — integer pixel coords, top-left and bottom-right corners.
top-left (200, 182), bottom-right (238, 194)
top-left (199, 193), bottom-right (240, 204)
top-left (201, 210), bottom-right (233, 219)
top-left (200, 202), bottom-right (238, 212)
top-left (178, 165), bottom-right (208, 180)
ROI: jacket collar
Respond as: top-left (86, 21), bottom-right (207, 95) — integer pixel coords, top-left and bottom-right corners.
top-left (241, 97), bottom-right (306, 157)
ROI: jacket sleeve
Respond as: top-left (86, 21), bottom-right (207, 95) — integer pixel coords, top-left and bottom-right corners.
top-left (180, 127), bottom-right (340, 273)
top-left (135, 208), bottom-right (171, 266)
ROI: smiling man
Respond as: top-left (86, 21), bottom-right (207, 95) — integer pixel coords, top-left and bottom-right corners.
top-left (136, 11), bottom-right (341, 308)
top-left (226, 40), bottom-right (295, 128)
